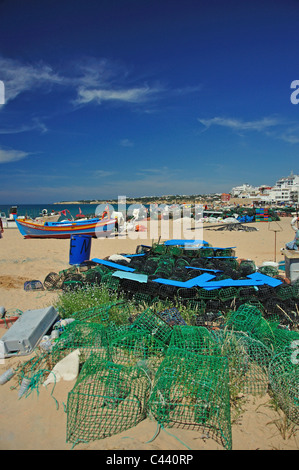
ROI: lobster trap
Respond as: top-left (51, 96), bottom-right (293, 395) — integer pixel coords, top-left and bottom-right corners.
top-left (66, 357), bottom-right (151, 444)
top-left (148, 348), bottom-right (232, 450)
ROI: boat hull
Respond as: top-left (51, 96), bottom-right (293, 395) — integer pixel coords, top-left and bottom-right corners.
top-left (15, 217), bottom-right (116, 239)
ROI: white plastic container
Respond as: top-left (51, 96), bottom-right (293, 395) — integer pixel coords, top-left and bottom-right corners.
top-left (18, 377), bottom-right (31, 398)
top-left (0, 368), bottom-right (15, 385)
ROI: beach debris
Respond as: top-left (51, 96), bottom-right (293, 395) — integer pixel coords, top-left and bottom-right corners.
top-left (0, 306), bottom-right (59, 357)
top-left (18, 377), bottom-right (31, 399)
top-left (108, 254), bottom-right (131, 263)
top-left (0, 368), bottom-right (15, 385)
top-left (44, 272), bottom-right (64, 290)
top-left (24, 280), bottom-right (44, 291)
top-left (43, 349), bottom-right (80, 386)
top-left (0, 308), bottom-right (23, 329)
top-left (206, 223), bottom-right (258, 232)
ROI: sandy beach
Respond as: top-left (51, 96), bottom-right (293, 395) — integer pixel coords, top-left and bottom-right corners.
top-left (0, 217), bottom-right (298, 451)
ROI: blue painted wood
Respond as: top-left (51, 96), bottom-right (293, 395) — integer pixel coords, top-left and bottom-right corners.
top-left (248, 272), bottom-right (282, 287)
top-left (112, 271), bottom-right (148, 282)
top-left (164, 239), bottom-right (209, 246)
top-left (153, 273), bottom-right (216, 288)
top-left (91, 258), bottom-right (136, 272)
top-left (185, 267), bottom-right (223, 273)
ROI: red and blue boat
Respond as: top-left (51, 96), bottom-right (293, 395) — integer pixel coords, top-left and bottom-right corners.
top-left (14, 212), bottom-right (116, 239)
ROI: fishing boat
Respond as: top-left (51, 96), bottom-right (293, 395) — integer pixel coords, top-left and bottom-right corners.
top-left (14, 210), bottom-right (116, 239)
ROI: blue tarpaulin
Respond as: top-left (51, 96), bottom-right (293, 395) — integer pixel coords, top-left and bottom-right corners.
top-left (92, 258), bottom-right (135, 272)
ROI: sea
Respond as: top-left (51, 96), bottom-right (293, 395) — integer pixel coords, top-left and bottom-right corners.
top-left (0, 202), bottom-right (151, 220)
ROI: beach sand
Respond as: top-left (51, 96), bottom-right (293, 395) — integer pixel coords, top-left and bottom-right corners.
top-left (0, 217), bottom-right (298, 451)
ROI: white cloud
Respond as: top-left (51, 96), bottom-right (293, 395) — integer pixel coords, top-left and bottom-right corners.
top-left (198, 115), bottom-right (299, 145)
top-left (120, 139), bottom-right (134, 147)
top-left (0, 118), bottom-right (48, 135)
top-left (0, 55), bottom-right (166, 112)
top-left (75, 85), bottom-right (158, 106)
top-left (0, 147), bottom-right (30, 163)
top-left (198, 116), bottom-right (281, 132)
top-left (93, 170), bottom-right (116, 178)
top-left (0, 57), bottom-right (63, 104)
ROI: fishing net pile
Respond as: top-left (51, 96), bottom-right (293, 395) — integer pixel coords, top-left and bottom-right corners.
top-left (43, 242), bottom-right (299, 328)
top-left (15, 296), bottom-right (299, 450)
top-left (13, 241), bottom-right (298, 450)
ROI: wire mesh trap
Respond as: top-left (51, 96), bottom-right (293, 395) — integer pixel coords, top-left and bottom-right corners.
top-left (66, 356), bottom-right (151, 444)
top-left (268, 346), bottom-right (299, 425)
top-left (147, 348), bottom-right (232, 450)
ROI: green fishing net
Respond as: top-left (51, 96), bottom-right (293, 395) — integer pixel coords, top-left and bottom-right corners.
top-left (147, 348), bottom-right (232, 450)
top-left (169, 325), bottom-right (221, 356)
top-left (268, 346), bottom-right (299, 425)
top-left (66, 356), bottom-right (151, 444)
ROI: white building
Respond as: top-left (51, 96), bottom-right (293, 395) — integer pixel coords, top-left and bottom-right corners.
top-left (231, 172), bottom-right (299, 203)
top-left (231, 183), bottom-right (260, 198)
top-left (267, 172), bottom-right (299, 203)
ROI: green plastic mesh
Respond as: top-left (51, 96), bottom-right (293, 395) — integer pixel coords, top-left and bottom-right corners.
top-left (293, 280), bottom-right (299, 298)
top-left (218, 287), bottom-right (239, 303)
top-left (105, 326), bottom-right (165, 370)
top-left (197, 288), bottom-right (219, 300)
top-left (167, 246), bottom-right (184, 257)
top-left (15, 321), bottom-right (109, 399)
top-left (199, 248), bottom-right (215, 258)
top-left (50, 321), bottom-right (108, 364)
top-left (71, 301), bottom-right (130, 326)
top-left (169, 325), bottom-right (221, 356)
top-left (276, 284), bottom-right (295, 301)
top-left (258, 265), bottom-right (279, 277)
top-left (226, 304), bottom-right (262, 333)
top-left (152, 243), bottom-right (167, 254)
top-left (147, 348), bottom-right (232, 450)
top-left (212, 329), bottom-right (272, 396)
top-left (268, 346), bottom-right (299, 425)
top-left (66, 357), bottom-right (151, 444)
top-left (132, 307), bottom-right (173, 348)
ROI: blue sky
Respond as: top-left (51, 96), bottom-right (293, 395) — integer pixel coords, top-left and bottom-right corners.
top-left (0, 0), bottom-right (299, 203)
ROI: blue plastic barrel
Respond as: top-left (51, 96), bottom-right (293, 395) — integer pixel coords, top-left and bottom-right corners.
top-left (69, 235), bottom-right (92, 265)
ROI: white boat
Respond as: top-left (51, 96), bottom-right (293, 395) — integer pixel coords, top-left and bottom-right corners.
top-left (0, 207), bottom-right (18, 228)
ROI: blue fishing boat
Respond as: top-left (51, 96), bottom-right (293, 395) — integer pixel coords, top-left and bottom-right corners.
top-left (14, 211), bottom-right (116, 239)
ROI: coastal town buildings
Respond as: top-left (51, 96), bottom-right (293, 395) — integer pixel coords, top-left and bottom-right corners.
top-left (231, 172), bottom-right (299, 203)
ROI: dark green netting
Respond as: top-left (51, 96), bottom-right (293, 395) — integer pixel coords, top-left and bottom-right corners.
top-left (66, 357), bottom-right (151, 444)
top-left (268, 346), bottom-right (299, 425)
top-left (293, 280), bottom-right (299, 298)
top-left (197, 288), bottom-right (219, 300)
top-left (21, 241), bottom-right (299, 449)
top-left (276, 284), bottom-right (295, 301)
top-left (226, 304), bottom-right (263, 334)
top-left (212, 329), bottom-right (272, 396)
top-left (105, 328), bottom-right (165, 371)
top-left (258, 265), bottom-right (279, 277)
top-left (147, 348), bottom-right (232, 450)
top-left (169, 325), bottom-right (221, 356)
top-left (131, 307), bottom-right (173, 348)
top-left (14, 321), bottom-right (109, 399)
top-left (71, 301), bottom-right (131, 326)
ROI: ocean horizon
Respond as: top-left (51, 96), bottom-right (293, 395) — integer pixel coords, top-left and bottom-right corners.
top-left (0, 202), bottom-right (153, 220)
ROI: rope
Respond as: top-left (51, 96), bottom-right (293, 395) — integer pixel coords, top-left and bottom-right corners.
top-left (145, 423), bottom-right (192, 450)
